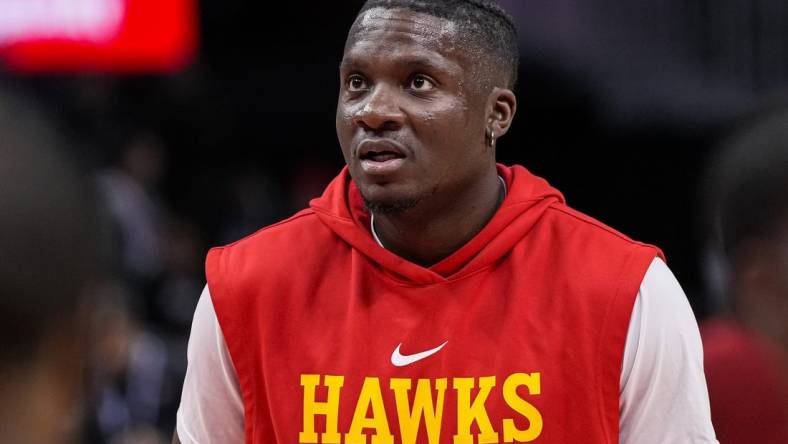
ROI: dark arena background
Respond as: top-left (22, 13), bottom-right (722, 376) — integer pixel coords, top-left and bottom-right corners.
top-left (2, 1), bottom-right (788, 442)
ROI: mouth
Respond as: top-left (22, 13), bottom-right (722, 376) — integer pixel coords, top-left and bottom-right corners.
top-left (357, 139), bottom-right (407, 162)
top-left (356, 139), bottom-right (408, 176)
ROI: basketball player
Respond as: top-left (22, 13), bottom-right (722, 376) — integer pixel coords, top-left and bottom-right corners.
top-left (0, 90), bottom-right (97, 443)
top-left (175, 1), bottom-right (718, 442)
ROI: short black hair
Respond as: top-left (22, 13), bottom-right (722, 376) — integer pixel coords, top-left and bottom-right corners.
top-left (354, 0), bottom-right (519, 89)
top-left (706, 108), bottom-right (788, 259)
top-left (0, 89), bottom-right (97, 369)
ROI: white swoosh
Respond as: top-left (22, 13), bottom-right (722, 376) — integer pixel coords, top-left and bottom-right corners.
top-left (391, 341), bottom-right (448, 367)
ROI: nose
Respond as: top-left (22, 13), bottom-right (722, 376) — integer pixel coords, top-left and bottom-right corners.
top-left (354, 84), bottom-right (405, 132)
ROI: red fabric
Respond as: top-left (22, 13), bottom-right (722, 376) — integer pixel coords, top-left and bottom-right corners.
top-left (207, 164), bottom-right (662, 444)
top-left (701, 318), bottom-right (788, 444)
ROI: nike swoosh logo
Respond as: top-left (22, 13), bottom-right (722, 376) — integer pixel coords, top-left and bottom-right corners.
top-left (391, 341), bottom-right (448, 367)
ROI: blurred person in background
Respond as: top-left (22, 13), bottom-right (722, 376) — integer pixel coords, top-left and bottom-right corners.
top-left (219, 167), bottom-right (284, 245)
top-left (83, 281), bottom-right (169, 444)
top-left (175, 0), bottom-right (717, 443)
top-left (96, 130), bottom-right (168, 294)
top-left (89, 145), bottom-right (199, 442)
top-left (701, 105), bottom-right (788, 443)
top-left (0, 88), bottom-right (97, 443)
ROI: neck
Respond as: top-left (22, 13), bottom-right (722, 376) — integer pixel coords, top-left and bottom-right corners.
top-left (372, 169), bottom-right (503, 266)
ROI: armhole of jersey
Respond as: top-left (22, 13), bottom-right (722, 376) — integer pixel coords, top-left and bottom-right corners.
top-left (206, 246), bottom-right (257, 443)
top-left (596, 246), bottom-right (660, 442)
top-left (620, 282), bottom-right (644, 392)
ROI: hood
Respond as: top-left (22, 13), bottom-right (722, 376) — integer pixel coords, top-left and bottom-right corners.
top-left (309, 164), bottom-right (565, 286)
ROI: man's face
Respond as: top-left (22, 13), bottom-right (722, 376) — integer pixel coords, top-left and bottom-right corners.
top-left (336, 8), bottom-right (493, 214)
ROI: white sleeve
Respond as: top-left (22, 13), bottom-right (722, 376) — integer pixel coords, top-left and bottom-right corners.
top-left (619, 258), bottom-right (718, 443)
top-left (176, 285), bottom-right (245, 444)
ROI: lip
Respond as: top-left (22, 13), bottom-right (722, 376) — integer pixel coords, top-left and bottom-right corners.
top-left (356, 139), bottom-right (409, 176)
top-left (357, 139), bottom-right (408, 160)
top-left (360, 157), bottom-right (407, 175)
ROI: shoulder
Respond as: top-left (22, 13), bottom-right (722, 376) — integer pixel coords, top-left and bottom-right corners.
top-left (205, 208), bottom-right (343, 300)
top-left (537, 202), bottom-right (663, 283)
top-left (208, 208), bottom-right (339, 265)
top-left (545, 202), bottom-right (657, 251)
top-left (219, 208), bottom-right (326, 251)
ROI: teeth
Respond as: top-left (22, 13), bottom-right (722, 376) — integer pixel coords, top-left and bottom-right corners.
top-left (362, 151), bottom-right (401, 161)
top-left (370, 152), bottom-right (398, 161)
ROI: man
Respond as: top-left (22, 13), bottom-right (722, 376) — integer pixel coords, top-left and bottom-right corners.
top-left (700, 107), bottom-right (788, 443)
top-left (0, 89), bottom-right (97, 443)
top-left (176, 1), bottom-right (718, 442)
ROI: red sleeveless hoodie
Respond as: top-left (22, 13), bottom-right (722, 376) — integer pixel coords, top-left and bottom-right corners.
top-left (207, 164), bottom-right (662, 444)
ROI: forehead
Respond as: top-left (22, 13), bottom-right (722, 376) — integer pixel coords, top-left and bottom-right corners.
top-left (343, 8), bottom-right (466, 69)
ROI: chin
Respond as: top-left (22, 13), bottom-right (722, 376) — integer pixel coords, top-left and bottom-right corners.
top-left (363, 196), bottom-right (420, 215)
top-left (357, 184), bottom-right (421, 215)
top-left (356, 176), bottom-right (422, 214)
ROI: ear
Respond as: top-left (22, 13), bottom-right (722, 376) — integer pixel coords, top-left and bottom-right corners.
top-left (486, 87), bottom-right (517, 140)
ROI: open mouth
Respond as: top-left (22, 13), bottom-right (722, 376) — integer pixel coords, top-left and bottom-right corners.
top-left (359, 150), bottom-right (405, 162)
top-left (357, 139), bottom-right (408, 175)
top-left (358, 139), bottom-right (407, 162)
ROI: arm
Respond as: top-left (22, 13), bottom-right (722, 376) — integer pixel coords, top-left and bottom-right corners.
top-left (619, 258), bottom-right (718, 443)
top-left (174, 285), bottom-right (245, 443)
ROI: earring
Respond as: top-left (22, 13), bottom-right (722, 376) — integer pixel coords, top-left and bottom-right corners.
top-left (486, 128), bottom-right (496, 147)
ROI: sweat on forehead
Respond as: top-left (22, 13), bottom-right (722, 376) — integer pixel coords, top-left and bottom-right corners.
top-left (352, 7), bottom-right (457, 37)
top-left (349, 0), bottom-right (519, 88)
top-left (347, 8), bottom-right (460, 54)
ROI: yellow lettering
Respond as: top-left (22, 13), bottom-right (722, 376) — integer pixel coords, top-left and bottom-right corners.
top-left (345, 377), bottom-right (394, 444)
top-left (299, 374), bottom-right (344, 444)
top-left (502, 372), bottom-right (543, 442)
top-left (453, 376), bottom-right (499, 444)
top-left (390, 378), bottom-right (447, 444)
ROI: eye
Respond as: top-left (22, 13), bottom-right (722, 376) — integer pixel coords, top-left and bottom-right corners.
top-left (408, 74), bottom-right (435, 92)
top-left (347, 75), bottom-right (368, 92)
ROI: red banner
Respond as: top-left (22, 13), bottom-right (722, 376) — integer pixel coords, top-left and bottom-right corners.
top-left (0, 0), bottom-right (198, 73)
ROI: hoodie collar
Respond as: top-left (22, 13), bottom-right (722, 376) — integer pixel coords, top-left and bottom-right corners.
top-left (310, 164), bottom-right (565, 286)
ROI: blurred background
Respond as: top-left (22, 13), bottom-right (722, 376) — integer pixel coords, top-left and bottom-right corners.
top-left (1, 0), bottom-right (786, 442)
